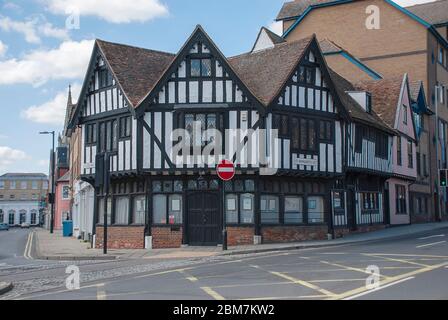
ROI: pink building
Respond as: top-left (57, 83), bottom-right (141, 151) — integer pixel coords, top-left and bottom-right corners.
top-left (359, 74), bottom-right (418, 225)
top-left (54, 171), bottom-right (71, 230)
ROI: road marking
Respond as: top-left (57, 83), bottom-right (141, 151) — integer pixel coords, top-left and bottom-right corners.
top-left (133, 267), bottom-right (194, 279)
top-left (363, 253), bottom-right (448, 258)
top-left (96, 283), bottom-right (107, 300)
top-left (416, 241), bottom-right (446, 249)
top-left (343, 277), bottom-right (415, 300)
top-left (268, 271), bottom-right (336, 297)
top-left (318, 260), bottom-right (392, 280)
top-left (362, 254), bottom-right (430, 268)
top-left (200, 287), bottom-right (225, 300)
top-left (334, 261), bottom-right (448, 300)
top-left (241, 295), bottom-right (328, 300)
top-left (180, 270), bottom-right (199, 282)
top-left (309, 278), bottom-right (366, 283)
top-left (23, 231), bottom-right (34, 260)
top-left (418, 234), bottom-right (445, 240)
top-left (319, 253), bottom-right (347, 255)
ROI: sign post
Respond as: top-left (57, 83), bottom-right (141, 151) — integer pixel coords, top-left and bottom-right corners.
top-left (217, 160), bottom-right (235, 251)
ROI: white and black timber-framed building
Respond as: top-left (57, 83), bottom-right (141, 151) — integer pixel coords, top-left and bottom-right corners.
top-left (67, 26), bottom-right (396, 249)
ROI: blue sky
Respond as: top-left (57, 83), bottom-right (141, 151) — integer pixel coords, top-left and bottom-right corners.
top-left (0, 0), bottom-right (434, 175)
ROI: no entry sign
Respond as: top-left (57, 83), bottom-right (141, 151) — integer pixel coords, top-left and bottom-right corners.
top-left (217, 160), bottom-right (235, 181)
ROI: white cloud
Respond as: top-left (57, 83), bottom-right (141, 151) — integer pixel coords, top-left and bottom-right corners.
top-left (0, 39), bottom-right (93, 86)
top-left (0, 15), bottom-right (70, 44)
top-left (21, 83), bottom-right (81, 125)
top-left (268, 21), bottom-right (283, 36)
top-left (0, 134), bottom-right (8, 139)
top-left (2, 2), bottom-right (22, 12)
top-left (0, 40), bottom-right (7, 57)
top-left (0, 146), bottom-right (29, 170)
top-left (44, 0), bottom-right (169, 23)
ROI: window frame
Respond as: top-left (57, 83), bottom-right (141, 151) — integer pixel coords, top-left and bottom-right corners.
top-left (407, 140), bottom-right (414, 169)
top-left (152, 180), bottom-right (184, 226)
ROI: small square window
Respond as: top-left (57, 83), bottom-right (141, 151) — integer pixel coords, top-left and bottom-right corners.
top-left (152, 181), bottom-right (162, 193)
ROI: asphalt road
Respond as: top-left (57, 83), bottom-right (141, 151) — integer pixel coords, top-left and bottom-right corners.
top-left (2, 226), bottom-right (446, 301)
top-left (0, 228), bottom-right (37, 266)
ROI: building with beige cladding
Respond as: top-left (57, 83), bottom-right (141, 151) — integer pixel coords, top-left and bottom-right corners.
top-left (276, 0), bottom-right (448, 222)
top-left (0, 173), bottom-right (48, 226)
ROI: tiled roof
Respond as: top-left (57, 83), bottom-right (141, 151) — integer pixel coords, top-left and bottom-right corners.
top-left (97, 39), bottom-right (175, 107)
top-left (276, 0), bottom-right (335, 21)
top-left (328, 69), bottom-right (394, 133)
top-left (262, 27), bottom-right (286, 45)
top-left (407, 0), bottom-right (448, 26)
top-left (319, 38), bottom-right (343, 54)
top-left (229, 36), bottom-right (313, 106)
top-left (355, 76), bottom-right (405, 128)
top-left (409, 79), bottom-right (423, 102)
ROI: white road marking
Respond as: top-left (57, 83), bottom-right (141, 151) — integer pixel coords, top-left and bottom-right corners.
top-left (343, 277), bottom-right (415, 300)
top-left (416, 241), bottom-right (447, 249)
top-left (418, 234), bottom-right (445, 240)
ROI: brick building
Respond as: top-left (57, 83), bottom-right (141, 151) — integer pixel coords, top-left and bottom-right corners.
top-left (275, 0), bottom-right (448, 221)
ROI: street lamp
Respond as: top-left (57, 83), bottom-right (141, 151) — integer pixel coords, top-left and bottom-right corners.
top-left (434, 85), bottom-right (443, 222)
top-left (40, 131), bottom-right (56, 234)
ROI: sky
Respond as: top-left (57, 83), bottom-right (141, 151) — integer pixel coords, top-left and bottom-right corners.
top-left (0, 0), bottom-right (438, 175)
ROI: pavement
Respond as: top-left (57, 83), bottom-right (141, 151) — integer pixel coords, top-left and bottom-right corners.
top-left (33, 222), bottom-right (448, 261)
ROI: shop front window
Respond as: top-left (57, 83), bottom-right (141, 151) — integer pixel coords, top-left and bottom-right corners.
top-left (284, 196), bottom-right (303, 224)
top-left (261, 195), bottom-right (279, 224)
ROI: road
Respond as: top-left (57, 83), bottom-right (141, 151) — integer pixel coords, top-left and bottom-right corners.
top-left (1, 227), bottom-right (448, 300)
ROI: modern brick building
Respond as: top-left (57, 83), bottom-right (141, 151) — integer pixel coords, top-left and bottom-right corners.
top-left (276, 0), bottom-right (448, 222)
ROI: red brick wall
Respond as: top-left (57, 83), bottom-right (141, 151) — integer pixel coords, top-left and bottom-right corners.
top-left (95, 226), bottom-right (145, 249)
top-left (355, 225), bottom-right (386, 234)
top-left (261, 226), bottom-right (328, 243)
top-left (227, 226), bottom-right (254, 246)
top-left (152, 227), bottom-right (183, 249)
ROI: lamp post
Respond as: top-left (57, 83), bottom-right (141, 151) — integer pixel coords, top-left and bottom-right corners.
top-left (434, 85), bottom-right (442, 222)
top-left (40, 131), bottom-right (56, 234)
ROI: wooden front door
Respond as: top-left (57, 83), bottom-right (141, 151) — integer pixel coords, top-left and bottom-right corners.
top-left (187, 192), bottom-right (221, 246)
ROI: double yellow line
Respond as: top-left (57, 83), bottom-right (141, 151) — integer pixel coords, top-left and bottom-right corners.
top-left (23, 231), bottom-right (34, 260)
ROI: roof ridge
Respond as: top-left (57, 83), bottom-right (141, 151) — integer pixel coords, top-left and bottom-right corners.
top-left (229, 34), bottom-right (314, 60)
top-left (96, 39), bottom-right (175, 57)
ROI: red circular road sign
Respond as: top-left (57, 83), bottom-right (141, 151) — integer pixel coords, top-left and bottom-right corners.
top-left (217, 160), bottom-right (235, 181)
